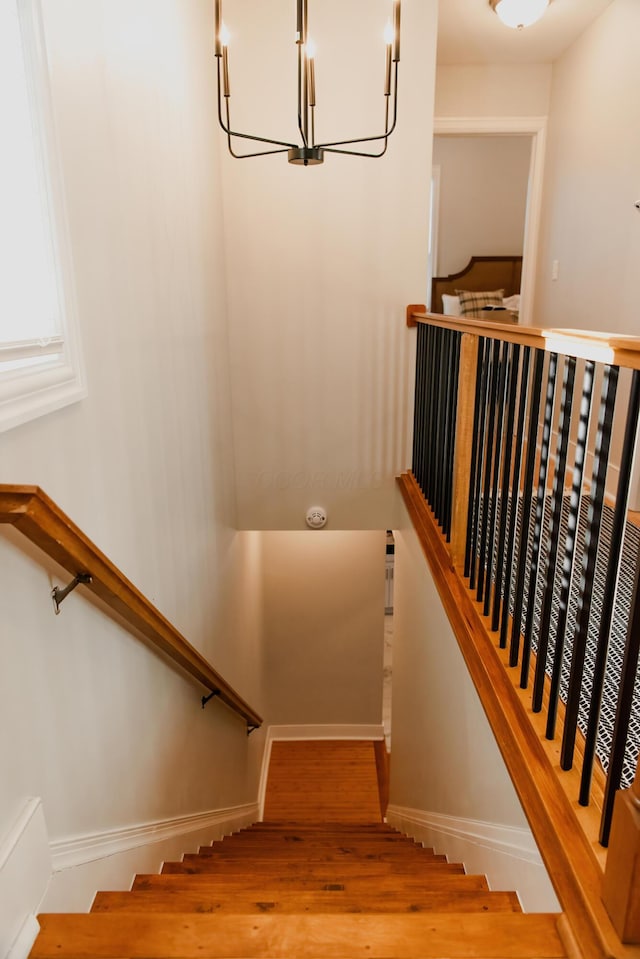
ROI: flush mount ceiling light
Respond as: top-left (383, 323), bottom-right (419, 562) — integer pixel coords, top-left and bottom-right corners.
top-left (214, 0), bottom-right (401, 166)
top-left (489, 0), bottom-right (550, 30)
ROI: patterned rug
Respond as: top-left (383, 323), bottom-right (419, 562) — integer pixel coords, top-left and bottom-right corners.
top-left (480, 495), bottom-right (640, 790)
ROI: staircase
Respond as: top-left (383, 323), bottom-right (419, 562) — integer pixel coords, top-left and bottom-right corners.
top-left (29, 742), bottom-right (566, 958)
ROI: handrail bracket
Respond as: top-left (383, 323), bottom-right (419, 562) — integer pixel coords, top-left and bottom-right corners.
top-left (201, 689), bottom-right (221, 710)
top-left (51, 572), bottom-right (92, 615)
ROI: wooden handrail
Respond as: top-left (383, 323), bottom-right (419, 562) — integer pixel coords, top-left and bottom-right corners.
top-left (0, 485), bottom-right (262, 730)
top-left (407, 306), bottom-right (640, 371)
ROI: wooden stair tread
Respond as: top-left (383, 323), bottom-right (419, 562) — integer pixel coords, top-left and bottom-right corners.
top-left (161, 861), bottom-right (467, 877)
top-left (133, 872), bottom-right (492, 892)
top-left (32, 912), bottom-right (565, 958)
top-left (194, 849), bottom-right (446, 861)
top-left (91, 888), bottom-right (522, 914)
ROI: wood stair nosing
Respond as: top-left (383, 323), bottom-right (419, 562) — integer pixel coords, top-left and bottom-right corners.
top-left (160, 861), bottom-right (468, 877)
top-left (90, 888), bottom-right (523, 914)
top-left (31, 912), bottom-right (566, 959)
top-left (193, 849), bottom-right (448, 861)
top-left (132, 871), bottom-right (493, 892)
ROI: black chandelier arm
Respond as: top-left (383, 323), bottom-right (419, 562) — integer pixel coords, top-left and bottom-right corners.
top-left (324, 140), bottom-right (389, 159)
top-left (297, 42), bottom-right (309, 149)
top-left (315, 64), bottom-right (398, 151)
top-left (216, 60), bottom-right (297, 151)
top-left (226, 140), bottom-right (292, 159)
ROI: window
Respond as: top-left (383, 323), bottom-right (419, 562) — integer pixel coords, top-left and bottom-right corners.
top-left (0, 0), bottom-right (85, 432)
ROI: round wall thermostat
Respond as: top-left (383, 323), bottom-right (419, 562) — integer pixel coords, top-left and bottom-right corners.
top-left (306, 506), bottom-right (327, 529)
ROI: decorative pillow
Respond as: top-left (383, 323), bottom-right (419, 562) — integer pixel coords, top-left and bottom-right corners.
top-left (455, 289), bottom-right (505, 318)
top-left (441, 293), bottom-right (461, 316)
top-left (503, 293), bottom-right (521, 312)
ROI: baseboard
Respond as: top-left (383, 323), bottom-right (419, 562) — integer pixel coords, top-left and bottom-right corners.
top-left (258, 724), bottom-right (385, 820)
top-left (0, 798), bottom-right (51, 959)
top-left (50, 801), bottom-right (259, 871)
top-left (387, 803), bottom-right (560, 913)
top-left (43, 801), bottom-right (259, 913)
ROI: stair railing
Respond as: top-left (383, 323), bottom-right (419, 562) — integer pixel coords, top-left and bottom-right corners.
top-left (403, 307), bottom-right (640, 958)
top-left (0, 484), bottom-right (262, 731)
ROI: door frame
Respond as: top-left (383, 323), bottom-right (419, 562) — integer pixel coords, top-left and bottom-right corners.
top-left (433, 116), bottom-right (547, 327)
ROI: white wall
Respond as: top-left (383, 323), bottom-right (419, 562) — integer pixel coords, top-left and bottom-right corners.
top-left (534, 0), bottom-right (640, 334)
top-left (262, 531), bottom-right (385, 725)
top-left (388, 496), bottom-right (559, 912)
top-left (435, 64), bottom-right (552, 118)
top-left (0, 0), bottom-right (266, 928)
top-left (221, 0), bottom-right (438, 531)
top-left (432, 135), bottom-right (531, 277)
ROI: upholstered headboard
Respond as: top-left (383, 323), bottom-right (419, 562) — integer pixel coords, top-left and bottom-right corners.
top-left (431, 255), bottom-right (523, 315)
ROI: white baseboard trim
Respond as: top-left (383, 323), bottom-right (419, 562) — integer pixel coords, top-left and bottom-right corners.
top-left (266, 724), bottom-right (386, 742)
top-left (50, 801), bottom-right (259, 872)
top-left (258, 724), bottom-right (385, 820)
top-left (387, 804), bottom-right (560, 913)
top-left (0, 798), bottom-right (51, 959)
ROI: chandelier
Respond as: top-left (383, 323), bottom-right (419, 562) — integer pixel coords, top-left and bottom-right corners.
top-left (214, 0), bottom-right (401, 166)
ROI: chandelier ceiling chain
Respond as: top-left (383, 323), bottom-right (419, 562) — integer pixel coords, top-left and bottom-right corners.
top-left (214, 0), bottom-right (401, 166)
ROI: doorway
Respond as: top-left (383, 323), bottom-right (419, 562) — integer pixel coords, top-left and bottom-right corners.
top-left (431, 117), bottom-right (547, 326)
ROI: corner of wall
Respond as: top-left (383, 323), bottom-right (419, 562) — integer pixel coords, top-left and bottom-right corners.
top-left (0, 799), bottom-right (51, 959)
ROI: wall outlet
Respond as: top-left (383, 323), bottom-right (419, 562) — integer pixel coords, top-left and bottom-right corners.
top-left (552, 259), bottom-right (560, 281)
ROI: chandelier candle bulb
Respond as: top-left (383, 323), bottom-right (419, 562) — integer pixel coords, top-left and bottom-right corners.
top-left (214, 0), bottom-right (221, 55)
top-left (221, 26), bottom-right (230, 98)
top-left (296, 0), bottom-right (304, 42)
top-left (384, 25), bottom-right (392, 96)
top-left (393, 0), bottom-right (401, 62)
top-left (307, 40), bottom-right (316, 108)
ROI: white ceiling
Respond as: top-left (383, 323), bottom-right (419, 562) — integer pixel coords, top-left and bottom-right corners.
top-left (437, 0), bottom-right (614, 64)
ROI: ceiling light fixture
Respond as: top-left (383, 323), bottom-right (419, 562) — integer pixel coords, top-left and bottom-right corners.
top-left (214, 0), bottom-right (401, 166)
top-left (489, 0), bottom-right (550, 30)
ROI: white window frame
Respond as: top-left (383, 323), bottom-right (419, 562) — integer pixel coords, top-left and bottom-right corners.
top-left (0, 0), bottom-right (86, 433)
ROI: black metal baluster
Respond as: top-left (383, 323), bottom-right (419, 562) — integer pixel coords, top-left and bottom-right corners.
top-left (561, 364), bottom-right (619, 771)
top-left (424, 325), bottom-right (436, 502)
top-left (433, 327), bottom-right (446, 522)
top-left (477, 340), bottom-right (501, 602)
top-left (532, 356), bottom-right (576, 712)
top-left (412, 323), bottom-right (427, 492)
top-left (493, 344), bottom-right (521, 632)
top-left (484, 341), bottom-right (509, 616)
top-left (465, 339), bottom-right (487, 580)
top-left (469, 339), bottom-right (491, 590)
top-left (443, 333), bottom-right (461, 540)
top-left (546, 361), bottom-right (596, 740)
top-left (601, 545), bottom-right (640, 845)
top-left (520, 353), bottom-right (559, 689)
top-left (500, 347), bottom-right (531, 649)
top-left (437, 330), bottom-right (453, 526)
top-left (510, 349), bottom-right (545, 668)
top-left (581, 370), bottom-right (640, 810)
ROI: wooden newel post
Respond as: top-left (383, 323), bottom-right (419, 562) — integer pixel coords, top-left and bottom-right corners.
top-left (603, 754), bottom-right (640, 942)
top-left (449, 333), bottom-right (479, 571)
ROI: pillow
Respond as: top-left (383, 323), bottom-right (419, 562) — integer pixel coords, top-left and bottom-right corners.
top-left (441, 293), bottom-right (461, 316)
top-left (503, 293), bottom-right (520, 312)
top-left (455, 289), bottom-right (505, 318)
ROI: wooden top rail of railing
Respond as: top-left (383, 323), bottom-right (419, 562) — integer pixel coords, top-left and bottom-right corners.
top-left (407, 306), bottom-right (640, 371)
top-left (0, 484), bottom-right (263, 731)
